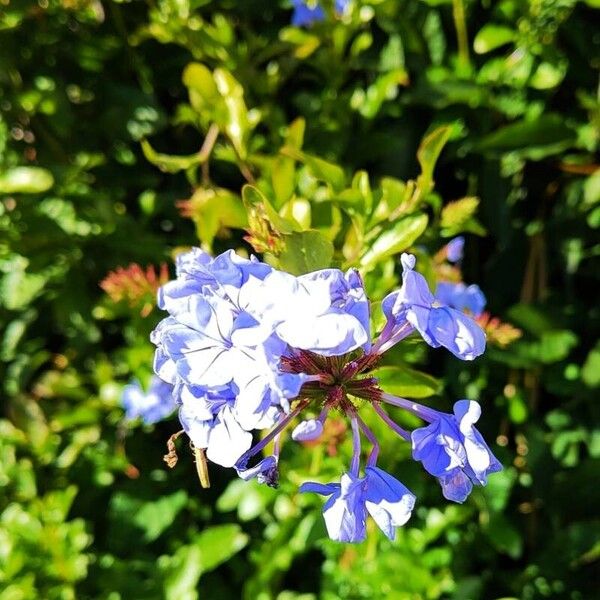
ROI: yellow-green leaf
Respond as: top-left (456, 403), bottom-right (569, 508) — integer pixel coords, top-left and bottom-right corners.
top-left (360, 213), bottom-right (428, 268)
top-left (372, 365), bottom-right (442, 398)
top-left (0, 167), bottom-right (54, 194)
top-left (279, 230), bottom-right (334, 275)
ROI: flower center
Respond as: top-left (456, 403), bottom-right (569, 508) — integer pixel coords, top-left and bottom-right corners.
top-left (280, 350), bottom-right (381, 410)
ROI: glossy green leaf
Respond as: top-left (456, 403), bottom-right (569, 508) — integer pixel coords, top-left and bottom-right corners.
top-left (141, 139), bottom-right (201, 173)
top-left (242, 184), bottom-right (300, 234)
top-left (473, 24), bottom-right (516, 54)
top-left (417, 126), bottom-right (452, 196)
top-left (360, 213), bottom-right (428, 268)
top-left (279, 230), bottom-right (334, 274)
top-left (372, 365), bottom-right (442, 398)
top-left (280, 147), bottom-right (346, 192)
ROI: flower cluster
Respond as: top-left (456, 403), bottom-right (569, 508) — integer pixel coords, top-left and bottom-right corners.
top-left (150, 247), bottom-right (501, 543)
top-left (101, 263), bottom-right (169, 317)
top-left (122, 376), bottom-right (176, 424)
top-left (291, 0), bottom-right (349, 27)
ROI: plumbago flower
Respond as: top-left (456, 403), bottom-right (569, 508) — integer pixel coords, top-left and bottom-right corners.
top-left (291, 0), bottom-right (350, 27)
top-left (150, 248), bottom-right (501, 543)
top-left (122, 376), bottom-right (176, 424)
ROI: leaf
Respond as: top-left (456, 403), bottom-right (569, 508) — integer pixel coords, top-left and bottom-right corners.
top-left (141, 139), bottom-right (201, 173)
top-left (272, 118), bottom-right (305, 208)
top-left (213, 68), bottom-right (250, 159)
top-left (279, 27), bottom-right (321, 59)
top-left (473, 24), bottom-right (516, 54)
top-left (477, 114), bottom-right (575, 154)
top-left (417, 126), bottom-right (452, 196)
top-left (280, 147), bottom-right (346, 192)
top-left (0, 261), bottom-right (47, 310)
top-left (485, 513), bottom-right (523, 559)
top-left (0, 167), bottom-right (54, 194)
top-left (162, 525), bottom-right (247, 600)
top-left (370, 177), bottom-right (407, 225)
top-left (360, 213), bottom-right (428, 268)
top-left (110, 490), bottom-right (188, 542)
top-left (279, 230), bottom-right (334, 275)
top-left (352, 69), bottom-right (409, 119)
top-left (371, 365), bottom-right (442, 398)
top-left (186, 187), bottom-right (247, 250)
top-left (194, 524), bottom-right (248, 573)
top-left (529, 61), bottom-right (567, 90)
top-left (582, 343), bottom-right (600, 387)
top-left (182, 62), bottom-right (225, 126)
top-left (440, 197), bottom-right (482, 235)
top-left (242, 184), bottom-right (300, 234)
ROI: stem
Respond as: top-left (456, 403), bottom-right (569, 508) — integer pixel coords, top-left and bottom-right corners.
top-left (198, 123), bottom-right (219, 185)
top-left (371, 321), bottom-right (413, 355)
top-left (350, 416), bottom-right (361, 477)
top-left (452, 0), bottom-right (471, 71)
top-left (356, 414), bottom-right (380, 467)
top-left (380, 392), bottom-right (439, 423)
top-left (236, 399), bottom-right (310, 468)
top-left (373, 403), bottom-right (411, 442)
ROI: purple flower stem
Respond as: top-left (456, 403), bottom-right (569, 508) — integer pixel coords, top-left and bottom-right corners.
top-left (372, 403), bottom-right (411, 442)
top-left (380, 392), bottom-right (439, 423)
top-left (350, 415), bottom-right (361, 477)
top-left (236, 398), bottom-right (310, 468)
top-left (355, 413), bottom-right (380, 467)
top-left (371, 321), bottom-right (413, 355)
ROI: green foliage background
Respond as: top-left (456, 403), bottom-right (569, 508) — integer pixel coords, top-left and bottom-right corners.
top-left (1, 1), bottom-right (599, 598)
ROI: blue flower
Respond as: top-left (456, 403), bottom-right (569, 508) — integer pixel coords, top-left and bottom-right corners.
top-left (378, 254), bottom-right (486, 360)
top-left (291, 0), bottom-right (325, 27)
top-left (435, 281), bottom-right (487, 317)
top-left (152, 248), bottom-right (370, 468)
top-left (300, 467), bottom-right (416, 543)
top-left (335, 0), bottom-right (350, 15)
top-left (121, 376), bottom-right (176, 424)
top-left (238, 267), bottom-right (370, 356)
top-left (236, 455), bottom-right (279, 487)
top-left (411, 400), bottom-right (502, 502)
top-left (445, 237), bottom-right (465, 263)
top-left (292, 418), bottom-right (324, 441)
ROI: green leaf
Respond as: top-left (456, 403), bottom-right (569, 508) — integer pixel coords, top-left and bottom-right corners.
top-left (360, 213), bottom-right (428, 268)
top-left (187, 187), bottom-right (247, 250)
top-left (473, 24), bottom-right (516, 54)
top-left (417, 126), bottom-right (452, 196)
top-left (352, 69), bottom-right (409, 119)
top-left (242, 184), bottom-right (300, 234)
top-left (279, 27), bottom-right (321, 58)
top-left (372, 365), bottom-right (442, 398)
top-left (582, 343), bottom-right (600, 388)
top-left (529, 61), bottom-right (567, 90)
top-left (193, 524), bottom-right (248, 573)
top-left (370, 177), bottom-right (407, 225)
top-left (485, 514), bottom-right (523, 559)
top-left (477, 114), bottom-right (575, 154)
top-left (280, 147), bottom-right (346, 192)
top-left (213, 68), bottom-right (250, 159)
top-left (182, 62), bottom-right (225, 126)
top-left (162, 525), bottom-right (247, 600)
top-left (272, 118), bottom-right (305, 208)
top-left (279, 230), bottom-right (334, 274)
top-left (440, 197), bottom-right (482, 235)
top-left (0, 260), bottom-right (47, 310)
top-left (0, 167), bottom-right (54, 194)
top-left (111, 490), bottom-right (188, 542)
top-left (141, 139), bottom-right (201, 173)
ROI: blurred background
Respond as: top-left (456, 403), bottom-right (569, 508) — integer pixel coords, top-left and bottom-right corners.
top-left (0, 1), bottom-right (599, 599)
